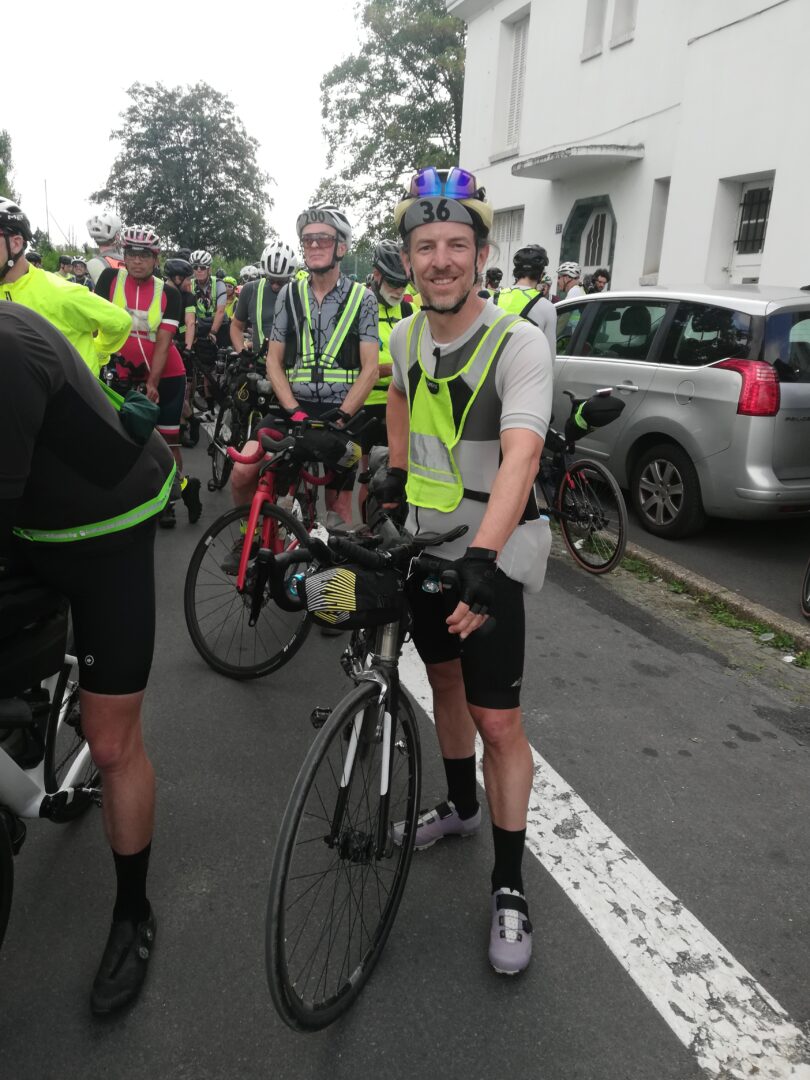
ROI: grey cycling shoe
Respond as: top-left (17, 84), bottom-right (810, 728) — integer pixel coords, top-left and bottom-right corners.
top-left (392, 800), bottom-right (481, 851)
top-left (488, 888), bottom-right (532, 975)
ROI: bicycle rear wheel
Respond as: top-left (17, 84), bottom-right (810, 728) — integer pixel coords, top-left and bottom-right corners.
top-left (43, 663), bottom-right (100, 821)
top-left (801, 558), bottom-right (810, 619)
top-left (209, 400), bottom-right (240, 491)
top-left (266, 680), bottom-right (421, 1030)
top-left (184, 503), bottom-right (312, 679)
top-left (557, 458), bottom-right (628, 574)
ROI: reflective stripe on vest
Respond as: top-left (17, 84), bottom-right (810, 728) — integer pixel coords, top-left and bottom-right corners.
top-left (12, 465), bottom-right (176, 543)
top-left (366, 299), bottom-right (409, 406)
top-left (111, 269), bottom-right (164, 341)
top-left (496, 287), bottom-right (539, 318)
top-left (404, 311), bottom-right (522, 512)
top-left (290, 279), bottom-right (365, 386)
top-left (255, 278), bottom-right (266, 347)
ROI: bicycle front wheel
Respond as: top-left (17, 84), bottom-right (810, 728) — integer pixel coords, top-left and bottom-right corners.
top-left (266, 680), bottom-right (421, 1030)
top-left (184, 503), bottom-right (312, 679)
top-left (801, 558), bottom-right (810, 619)
top-left (557, 458), bottom-right (628, 574)
top-left (209, 400), bottom-right (238, 490)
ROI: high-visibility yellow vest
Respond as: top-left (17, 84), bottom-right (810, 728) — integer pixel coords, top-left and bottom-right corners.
top-left (495, 287), bottom-right (541, 319)
top-left (365, 298), bottom-right (412, 406)
top-left (289, 278), bottom-right (366, 387)
top-left (111, 269), bottom-right (164, 340)
top-left (404, 310), bottom-right (522, 512)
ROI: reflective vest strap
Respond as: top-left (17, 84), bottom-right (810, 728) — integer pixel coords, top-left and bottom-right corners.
top-left (408, 433), bottom-right (456, 484)
top-left (294, 280), bottom-right (365, 375)
top-left (255, 279), bottom-right (265, 346)
top-left (111, 270), bottom-right (163, 340)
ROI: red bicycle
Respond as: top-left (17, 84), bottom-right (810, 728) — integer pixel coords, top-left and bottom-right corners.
top-left (183, 416), bottom-right (346, 679)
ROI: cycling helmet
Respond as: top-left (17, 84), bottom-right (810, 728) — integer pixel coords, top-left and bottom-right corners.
top-left (260, 240), bottom-right (298, 279)
top-left (175, 247), bottom-right (192, 261)
top-left (556, 261), bottom-right (581, 278)
top-left (0, 197), bottom-right (33, 242)
top-left (87, 211), bottom-right (121, 243)
top-left (485, 267), bottom-right (503, 286)
top-left (122, 225), bottom-right (161, 253)
top-left (190, 249), bottom-right (212, 268)
top-left (224, 275), bottom-right (237, 287)
top-left (215, 267), bottom-right (225, 279)
top-left (541, 272), bottom-right (553, 286)
top-left (71, 256), bottom-right (87, 268)
top-left (165, 257), bottom-right (193, 280)
top-left (372, 239), bottom-right (408, 286)
top-left (394, 167), bottom-right (492, 242)
top-left (513, 245), bottom-right (548, 276)
top-left (26, 250), bottom-right (42, 266)
top-left (239, 264), bottom-right (260, 282)
top-left (295, 205), bottom-right (352, 248)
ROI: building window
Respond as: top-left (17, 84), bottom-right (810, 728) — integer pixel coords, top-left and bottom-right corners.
top-left (491, 207), bottom-right (524, 272)
top-left (505, 16), bottom-right (529, 149)
top-left (610, 0), bottom-right (637, 48)
top-left (735, 186), bottom-right (772, 255)
top-left (582, 0), bottom-right (607, 60)
top-left (583, 212), bottom-right (607, 267)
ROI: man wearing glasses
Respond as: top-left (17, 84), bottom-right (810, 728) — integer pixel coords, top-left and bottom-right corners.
top-left (377, 167), bottom-right (553, 975)
top-left (190, 249), bottom-right (229, 347)
top-left (95, 226), bottom-right (202, 527)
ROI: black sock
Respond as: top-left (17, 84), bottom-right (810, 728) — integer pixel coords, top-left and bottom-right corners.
top-left (442, 755), bottom-right (479, 820)
top-left (112, 842), bottom-right (152, 924)
top-left (491, 825), bottom-right (526, 894)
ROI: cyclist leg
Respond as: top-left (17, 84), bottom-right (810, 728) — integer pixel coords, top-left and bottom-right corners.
top-left (158, 374), bottom-right (201, 524)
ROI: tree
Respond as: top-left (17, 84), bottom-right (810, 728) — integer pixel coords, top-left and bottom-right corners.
top-left (316, 0), bottom-right (465, 242)
top-left (91, 83), bottom-right (273, 260)
top-left (0, 129), bottom-right (16, 198)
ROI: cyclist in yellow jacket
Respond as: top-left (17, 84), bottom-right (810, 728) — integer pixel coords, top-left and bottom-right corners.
top-left (0, 197), bottom-right (131, 376)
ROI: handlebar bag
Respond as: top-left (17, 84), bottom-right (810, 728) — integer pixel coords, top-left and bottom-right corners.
top-left (303, 564), bottom-right (404, 629)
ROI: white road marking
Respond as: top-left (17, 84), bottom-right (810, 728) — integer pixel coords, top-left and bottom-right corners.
top-left (400, 642), bottom-right (810, 1080)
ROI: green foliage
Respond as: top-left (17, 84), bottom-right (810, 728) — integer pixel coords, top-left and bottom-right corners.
top-left (91, 83), bottom-right (273, 261)
top-left (0, 129), bottom-right (17, 199)
top-left (316, 0), bottom-right (466, 242)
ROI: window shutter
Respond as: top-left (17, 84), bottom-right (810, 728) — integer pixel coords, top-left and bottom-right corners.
top-left (506, 18), bottom-right (529, 148)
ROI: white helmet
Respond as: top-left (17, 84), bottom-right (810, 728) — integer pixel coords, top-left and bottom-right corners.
top-left (87, 211), bottom-right (122, 243)
top-left (295, 204), bottom-right (352, 248)
top-left (260, 241), bottom-right (298, 280)
top-left (557, 261), bottom-right (581, 279)
top-left (190, 249), bottom-right (213, 269)
top-left (240, 264), bottom-right (260, 282)
top-left (121, 224), bottom-right (161, 252)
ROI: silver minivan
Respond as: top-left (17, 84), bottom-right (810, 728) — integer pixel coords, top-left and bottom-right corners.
top-left (553, 286), bottom-right (810, 538)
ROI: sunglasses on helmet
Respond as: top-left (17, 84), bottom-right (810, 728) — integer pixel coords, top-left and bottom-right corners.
top-left (407, 167), bottom-right (481, 200)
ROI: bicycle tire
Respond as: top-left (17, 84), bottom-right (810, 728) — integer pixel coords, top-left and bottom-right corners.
top-left (0, 810), bottom-right (13, 953)
top-left (42, 663), bottom-right (100, 821)
top-left (266, 680), bottom-right (421, 1030)
top-left (210, 400), bottom-right (238, 490)
top-left (184, 503), bottom-right (312, 679)
top-left (557, 458), bottom-right (628, 574)
top-left (801, 558), bottom-right (810, 620)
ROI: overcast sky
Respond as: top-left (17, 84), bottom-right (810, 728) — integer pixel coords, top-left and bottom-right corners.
top-left (6, 2), bottom-right (360, 254)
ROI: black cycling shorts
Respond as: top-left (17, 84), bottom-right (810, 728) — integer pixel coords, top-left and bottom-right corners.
top-left (406, 567), bottom-right (525, 710)
top-left (157, 374), bottom-right (187, 443)
top-left (14, 519), bottom-right (157, 695)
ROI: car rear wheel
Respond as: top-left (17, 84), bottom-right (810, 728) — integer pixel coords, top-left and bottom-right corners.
top-left (630, 443), bottom-right (706, 539)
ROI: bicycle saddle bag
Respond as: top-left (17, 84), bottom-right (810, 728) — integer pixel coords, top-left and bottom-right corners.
top-left (0, 578), bottom-right (68, 697)
top-left (303, 564), bottom-right (404, 629)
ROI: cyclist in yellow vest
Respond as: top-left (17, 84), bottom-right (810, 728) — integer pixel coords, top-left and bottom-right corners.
top-left (375, 167), bottom-right (553, 976)
top-left (229, 241), bottom-right (297, 355)
top-left (495, 245), bottom-right (557, 359)
top-left (357, 239), bottom-right (413, 518)
top-left (223, 276), bottom-right (238, 319)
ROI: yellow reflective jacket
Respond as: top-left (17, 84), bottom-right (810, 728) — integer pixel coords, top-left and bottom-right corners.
top-left (0, 266), bottom-right (132, 375)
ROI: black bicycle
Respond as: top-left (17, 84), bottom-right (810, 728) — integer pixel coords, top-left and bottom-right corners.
top-left (207, 352), bottom-right (272, 492)
top-left (536, 389), bottom-right (628, 574)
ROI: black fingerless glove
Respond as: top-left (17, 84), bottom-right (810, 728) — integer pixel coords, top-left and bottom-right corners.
top-left (452, 547), bottom-right (498, 615)
top-left (370, 467), bottom-right (408, 508)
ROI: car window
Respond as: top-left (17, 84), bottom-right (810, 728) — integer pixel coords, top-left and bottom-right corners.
top-left (662, 302), bottom-right (754, 367)
top-left (579, 300), bottom-right (668, 362)
top-left (764, 310), bottom-right (810, 383)
top-left (555, 303), bottom-right (587, 356)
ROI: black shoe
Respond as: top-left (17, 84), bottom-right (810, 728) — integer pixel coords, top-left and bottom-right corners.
top-left (180, 417), bottom-right (200, 448)
top-left (158, 503), bottom-right (176, 529)
top-left (90, 905), bottom-right (156, 1016)
top-left (181, 477), bottom-right (203, 524)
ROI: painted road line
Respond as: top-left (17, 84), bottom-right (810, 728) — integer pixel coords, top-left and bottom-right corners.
top-left (400, 642), bottom-right (810, 1080)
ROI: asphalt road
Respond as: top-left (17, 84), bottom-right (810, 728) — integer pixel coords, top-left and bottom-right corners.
top-left (2, 454), bottom-right (809, 1080)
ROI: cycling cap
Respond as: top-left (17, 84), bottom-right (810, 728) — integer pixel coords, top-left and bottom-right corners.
top-left (240, 264), bottom-right (260, 282)
top-left (260, 240), bottom-right (298, 279)
top-left (295, 205), bottom-right (352, 248)
top-left (190, 249), bottom-right (212, 268)
top-left (123, 225), bottom-right (161, 253)
top-left (557, 261), bottom-right (581, 278)
top-left (71, 255), bottom-right (87, 267)
top-left (87, 211), bottom-right (121, 243)
top-left (513, 245), bottom-right (548, 275)
top-left (26, 250), bottom-right (42, 265)
top-left (394, 167), bottom-right (492, 240)
top-left (485, 267), bottom-right (503, 284)
top-left (0, 197), bottom-right (33, 242)
top-left (165, 257), bottom-right (193, 280)
top-left (372, 239), bottom-right (408, 285)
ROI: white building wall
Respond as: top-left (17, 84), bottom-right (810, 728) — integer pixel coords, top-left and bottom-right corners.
top-left (450, 0), bottom-right (810, 289)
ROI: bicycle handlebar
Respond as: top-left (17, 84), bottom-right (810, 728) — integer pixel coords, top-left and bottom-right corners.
top-left (326, 523), bottom-right (469, 573)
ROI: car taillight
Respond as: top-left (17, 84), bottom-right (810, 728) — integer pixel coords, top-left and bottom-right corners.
top-left (715, 359), bottom-right (780, 417)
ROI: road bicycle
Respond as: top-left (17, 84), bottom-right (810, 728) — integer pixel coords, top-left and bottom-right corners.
top-left (0, 577), bottom-right (100, 953)
top-left (800, 557), bottom-right (810, 619)
top-left (536, 389), bottom-right (628, 574)
top-left (264, 507), bottom-right (467, 1030)
top-left (184, 412), bottom-right (362, 680)
top-left (206, 351), bottom-right (272, 492)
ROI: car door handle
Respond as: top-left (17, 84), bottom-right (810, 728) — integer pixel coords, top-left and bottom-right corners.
top-left (619, 383), bottom-right (640, 392)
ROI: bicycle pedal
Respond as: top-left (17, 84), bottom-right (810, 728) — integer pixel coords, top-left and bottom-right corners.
top-left (310, 706), bottom-right (331, 729)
